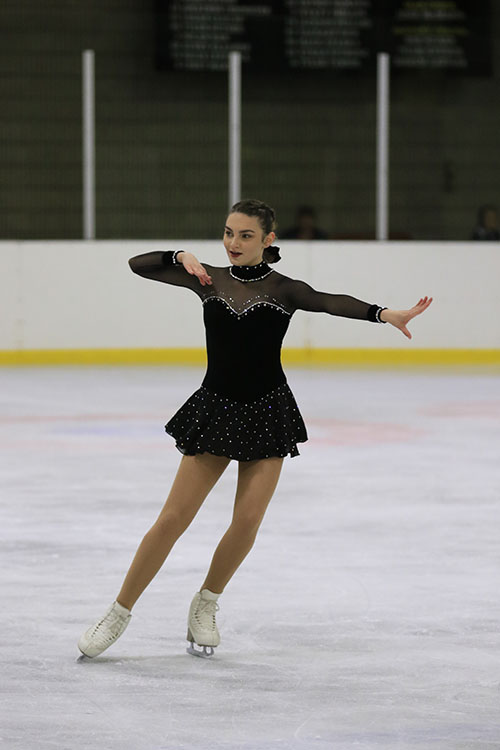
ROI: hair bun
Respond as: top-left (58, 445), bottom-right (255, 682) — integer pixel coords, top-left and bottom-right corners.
top-left (263, 245), bottom-right (281, 264)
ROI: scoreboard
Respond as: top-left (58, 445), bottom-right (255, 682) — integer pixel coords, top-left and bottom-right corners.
top-left (155, 1), bottom-right (491, 75)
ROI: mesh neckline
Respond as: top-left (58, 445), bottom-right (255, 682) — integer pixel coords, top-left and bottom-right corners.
top-left (229, 260), bottom-right (273, 282)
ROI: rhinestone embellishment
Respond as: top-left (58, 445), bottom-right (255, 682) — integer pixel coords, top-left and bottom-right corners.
top-left (203, 296), bottom-right (291, 317)
top-left (229, 260), bottom-right (274, 282)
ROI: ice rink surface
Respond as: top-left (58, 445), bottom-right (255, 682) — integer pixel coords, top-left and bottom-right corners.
top-left (1, 365), bottom-right (499, 750)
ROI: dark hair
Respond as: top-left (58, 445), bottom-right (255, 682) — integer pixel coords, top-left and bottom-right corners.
top-left (229, 198), bottom-right (281, 263)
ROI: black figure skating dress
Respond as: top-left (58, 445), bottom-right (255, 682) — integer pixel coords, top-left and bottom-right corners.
top-left (128, 252), bottom-right (385, 461)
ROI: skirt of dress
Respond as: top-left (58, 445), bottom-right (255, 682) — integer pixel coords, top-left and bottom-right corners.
top-left (165, 381), bottom-right (308, 461)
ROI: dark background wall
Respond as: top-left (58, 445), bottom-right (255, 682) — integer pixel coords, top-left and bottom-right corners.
top-left (0, 1), bottom-right (499, 240)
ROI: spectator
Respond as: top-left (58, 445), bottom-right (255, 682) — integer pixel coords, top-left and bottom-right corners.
top-left (280, 205), bottom-right (329, 240)
top-left (472, 205), bottom-right (500, 240)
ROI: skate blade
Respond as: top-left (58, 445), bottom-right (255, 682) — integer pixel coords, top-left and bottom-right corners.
top-left (186, 642), bottom-right (215, 658)
top-left (76, 653), bottom-right (90, 662)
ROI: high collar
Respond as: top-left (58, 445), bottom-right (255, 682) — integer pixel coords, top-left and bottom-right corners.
top-left (229, 260), bottom-right (273, 282)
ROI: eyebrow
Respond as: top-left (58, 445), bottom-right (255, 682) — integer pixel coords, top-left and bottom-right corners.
top-left (225, 225), bottom-right (255, 234)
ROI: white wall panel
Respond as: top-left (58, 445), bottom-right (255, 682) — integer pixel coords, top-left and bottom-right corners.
top-left (0, 241), bottom-right (498, 351)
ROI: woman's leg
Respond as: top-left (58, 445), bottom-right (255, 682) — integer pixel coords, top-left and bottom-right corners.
top-left (117, 452), bottom-right (231, 610)
top-left (200, 456), bottom-right (284, 594)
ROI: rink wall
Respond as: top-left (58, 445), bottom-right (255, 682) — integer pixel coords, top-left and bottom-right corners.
top-left (0, 240), bottom-right (499, 366)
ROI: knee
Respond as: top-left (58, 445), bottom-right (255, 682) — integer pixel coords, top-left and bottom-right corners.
top-left (152, 510), bottom-right (192, 539)
top-left (230, 510), bottom-right (263, 538)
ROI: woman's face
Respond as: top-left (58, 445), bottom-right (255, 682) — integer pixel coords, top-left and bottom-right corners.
top-left (484, 209), bottom-right (498, 230)
top-left (224, 212), bottom-right (275, 266)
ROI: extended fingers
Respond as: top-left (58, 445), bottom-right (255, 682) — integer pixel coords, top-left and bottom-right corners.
top-left (196, 267), bottom-right (212, 285)
top-left (199, 268), bottom-right (213, 284)
top-left (185, 263), bottom-right (212, 285)
top-left (410, 296), bottom-right (433, 316)
top-left (417, 296), bottom-right (432, 308)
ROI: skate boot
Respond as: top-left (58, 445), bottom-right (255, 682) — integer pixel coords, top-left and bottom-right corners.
top-left (78, 601), bottom-right (131, 659)
top-left (186, 588), bottom-right (221, 658)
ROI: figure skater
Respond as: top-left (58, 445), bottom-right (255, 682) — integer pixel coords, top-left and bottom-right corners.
top-left (77, 198), bottom-right (432, 659)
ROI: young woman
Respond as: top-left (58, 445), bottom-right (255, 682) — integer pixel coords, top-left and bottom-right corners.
top-left (77, 198), bottom-right (432, 659)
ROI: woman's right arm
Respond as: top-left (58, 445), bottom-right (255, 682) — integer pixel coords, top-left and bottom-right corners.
top-left (128, 250), bottom-right (213, 291)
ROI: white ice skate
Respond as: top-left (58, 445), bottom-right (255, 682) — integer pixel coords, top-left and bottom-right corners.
top-left (186, 589), bottom-right (221, 658)
top-left (77, 601), bottom-right (131, 659)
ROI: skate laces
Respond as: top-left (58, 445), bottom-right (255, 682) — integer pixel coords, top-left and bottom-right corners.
top-left (194, 599), bottom-right (219, 630)
top-left (91, 607), bottom-right (128, 643)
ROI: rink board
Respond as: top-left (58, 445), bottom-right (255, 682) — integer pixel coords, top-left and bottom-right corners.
top-left (0, 347), bottom-right (499, 367)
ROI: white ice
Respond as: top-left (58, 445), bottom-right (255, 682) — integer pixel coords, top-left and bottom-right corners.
top-left (1, 365), bottom-right (500, 750)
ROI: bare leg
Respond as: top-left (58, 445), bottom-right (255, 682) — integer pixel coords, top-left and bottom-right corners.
top-left (200, 456), bottom-right (284, 594)
top-left (117, 452), bottom-right (231, 610)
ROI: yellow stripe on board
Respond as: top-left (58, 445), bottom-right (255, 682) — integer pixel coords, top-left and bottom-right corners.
top-left (283, 348), bottom-right (500, 367)
top-left (1, 348), bottom-right (500, 367)
top-left (0, 348), bottom-right (207, 366)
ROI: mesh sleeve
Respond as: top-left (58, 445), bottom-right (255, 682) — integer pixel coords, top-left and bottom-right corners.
top-left (128, 251), bottom-right (209, 295)
top-left (285, 278), bottom-right (382, 321)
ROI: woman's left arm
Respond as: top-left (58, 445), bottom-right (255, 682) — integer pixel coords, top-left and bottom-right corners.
top-left (284, 278), bottom-right (433, 336)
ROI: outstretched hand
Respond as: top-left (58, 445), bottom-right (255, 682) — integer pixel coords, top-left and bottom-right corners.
top-left (381, 297), bottom-right (433, 339)
top-left (179, 251), bottom-right (213, 285)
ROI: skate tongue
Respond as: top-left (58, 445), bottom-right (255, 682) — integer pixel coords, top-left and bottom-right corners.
top-left (113, 600), bottom-right (132, 616)
top-left (200, 588), bottom-right (220, 602)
